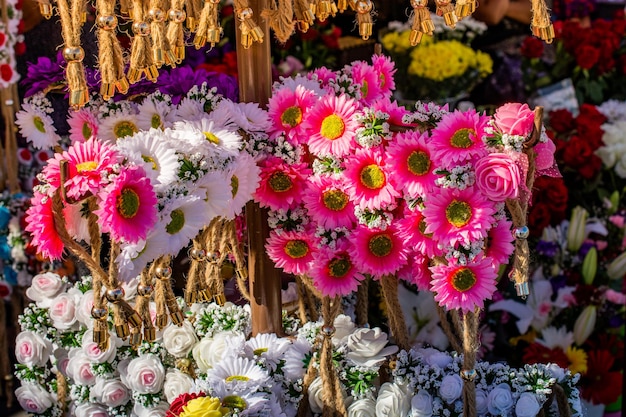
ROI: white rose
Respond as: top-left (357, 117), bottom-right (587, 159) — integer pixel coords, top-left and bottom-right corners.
top-left (419, 348), bottom-right (453, 369)
top-left (545, 364), bottom-right (566, 382)
top-left (411, 390), bottom-right (433, 417)
top-left (475, 389), bottom-right (489, 415)
top-left (91, 377), bottom-right (130, 407)
top-left (66, 350), bottom-right (97, 386)
top-left (192, 332), bottom-right (244, 372)
top-left (15, 383), bottom-right (53, 414)
top-left (376, 382), bottom-right (411, 417)
top-left (515, 392), bottom-right (541, 417)
top-left (15, 331), bottom-right (52, 367)
top-left (82, 330), bottom-right (117, 363)
top-left (346, 328), bottom-right (398, 367)
top-left (333, 314), bottom-right (355, 345)
top-left (162, 321), bottom-right (198, 358)
top-left (487, 383), bottom-right (514, 416)
top-left (75, 289), bottom-right (94, 327)
top-left (54, 348), bottom-right (70, 375)
top-left (348, 398), bottom-right (376, 417)
top-left (133, 401), bottom-right (170, 417)
top-left (308, 376), bottom-right (324, 414)
top-left (26, 272), bottom-right (65, 307)
top-left (124, 354), bottom-right (166, 394)
top-left (48, 290), bottom-right (79, 330)
top-left (163, 370), bottom-right (194, 403)
top-left (74, 402), bottom-right (108, 417)
top-left (439, 374), bottom-right (463, 403)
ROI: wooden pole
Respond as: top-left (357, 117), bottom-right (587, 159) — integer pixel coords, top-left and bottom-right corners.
top-left (235, 0), bottom-right (283, 335)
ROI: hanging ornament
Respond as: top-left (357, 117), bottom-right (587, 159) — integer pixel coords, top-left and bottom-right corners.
top-left (435, 0), bottom-right (457, 28)
top-left (409, 0), bottom-right (434, 45)
top-left (314, 0), bottom-right (337, 21)
top-left (352, 0), bottom-right (373, 40)
top-left (233, 0), bottom-right (264, 48)
top-left (293, 0), bottom-right (314, 32)
top-left (149, 0), bottom-right (176, 67)
top-left (262, 0), bottom-right (295, 44)
top-left (128, 0), bottom-right (158, 83)
top-left (36, 0), bottom-right (54, 19)
top-left (96, 0), bottom-right (129, 100)
top-left (166, 0), bottom-right (187, 63)
top-left (531, 0), bottom-right (554, 43)
top-left (454, 0), bottom-right (476, 20)
top-left (194, 0), bottom-right (222, 49)
top-left (185, 0), bottom-right (202, 30)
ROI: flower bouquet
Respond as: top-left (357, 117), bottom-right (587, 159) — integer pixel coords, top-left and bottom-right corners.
top-left (381, 18), bottom-right (492, 105)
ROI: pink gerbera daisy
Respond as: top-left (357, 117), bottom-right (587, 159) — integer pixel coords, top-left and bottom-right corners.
top-left (24, 191), bottom-right (65, 260)
top-left (309, 67), bottom-right (337, 85)
top-left (350, 223), bottom-right (408, 278)
top-left (94, 166), bottom-right (158, 243)
top-left (372, 54), bottom-right (396, 95)
top-left (349, 60), bottom-right (383, 105)
top-left (42, 139), bottom-right (120, 200)
top-left (267, 85), bottom-right (317, 143)
top-left (485, 219), bottom-right (515, 266)
top-left (343, 147), bottom-right (401, 210)
top-left (397, 251), bottom-right (432, 291)
top-left (67, 108), bottom-right (98, 143)
top-left (369, 97), bottom-right (408, 127)
top-left (310, 238), bottom-right (362, 297)
top-left (422, 186), bottom-right (496, 247)
top-left (396, 208), bottom-right (441, 258)
top-left (385, 130), bottom-right (437, 198)
top-left (265, 229), bottom-right (317, 275)
top-left (302, 174), bottom-right (356, 229)
top-left (304, 94), bottom-right (360, 158)
top-left (430, 256), bottom-right (498, 312)
top-left (254, 156), bottom-right (311, 211)
top-left (428, 109), bottom-right (490, 167)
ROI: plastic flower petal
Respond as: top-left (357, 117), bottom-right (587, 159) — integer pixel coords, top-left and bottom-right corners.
top-left (265, 229), bottom-right (317, 275)
top-left (267, 85), bottom-right (317, 143)
top-left (254, 156), bottom-right (310, 211)
top-left (224, 152), bottom-right (261, 219)
top-left (385, 130), bottom-right (437, 197)
top-left (94, 166), bottom-right (158, 243)
top-left (304, 93), bottom-right (360, 157)
top-left (485, 219), bottom-right (515, 265)
top-left (15, 103), bottom-right (61, 150)
top-left (430, 256), bottom-right (498, 312)
top-left (67, 108), bottom-right (98, 143)
top-left (396, 208), bottom-right (441, 259)
top-left (348, 60), bottom-right (383, 105)
top-left (310, 239), bottom-right (363, 297)
top-left (302, 174), bottom-right (356, 229)
top-left (428, 109), bottom-right (490, 167)
top-left (349, 223), bottom-right (408, 278)
top-left (24, 192), bottom-right (65, 260)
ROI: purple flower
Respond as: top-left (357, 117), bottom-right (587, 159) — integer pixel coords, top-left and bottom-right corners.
top-left (21, 56), bottom-right (64, 97)
top-left (536, 240), bottom-right (559, 257)
top-left (204, 71), bottom-right (238, 102)
top-left (157, 66), bottom-right (238, 104)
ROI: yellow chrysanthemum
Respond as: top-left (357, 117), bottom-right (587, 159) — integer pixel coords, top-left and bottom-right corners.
top-left (509, 329), bottom-right (537, 346)
top-left (180, 397), bottom-right (228, 417)
top-left (381, 31), bottom-right (414, 54)
top-left (566, 346), bottom-right (588, 375)
top-left (407, 40), bottom-right (492, 82)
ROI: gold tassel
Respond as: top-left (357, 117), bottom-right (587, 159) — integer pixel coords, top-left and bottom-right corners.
top-left (96, 0), bottom-right (128, 99)
top-left (233, 0), bottom-right (264, 48)
top-left (352, 0), bottom-right (373, 40)
top-left (194, 0), bottom-right (222, 49)
top-left (455, 0), bottom-right (476, 20)
top-left (531, 0), bottom-right (554, 43)
top-left (262, 0), bottom-right (295, 44)
top-left (55, 0), bottom-right (89, 108)
top-left (37, 0), bottom-right (54, 18)
top-left (436, 0), bottom-right (457, 28)
top-left (409, 0), bottom-right (434, 45)
top-left (149, 0), bottom-right (175, 67)
top-left (184, 0), bottom-right (200, 30)
top-left (314, 0), bottom-right (337, 21)
top-left (128, 0), bottom-right (158, 83)
top-left (166, 0), bottom-right (186, 63)
top-left (293, 0), bottom-right (314, 32)
top-left (337, 0), bottom-right (347, 12)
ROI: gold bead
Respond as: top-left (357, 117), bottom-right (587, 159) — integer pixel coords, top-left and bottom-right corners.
top-left (132, 21), bottom-right (151, 36)
top-left (168, 8), bottom-right (186, 23)
top-left (63, 46), bottom-right (85, 62)
top-left (148, 8), bottom-right (165, 22)
top-left (91, 306), bottom-right (108, 319)
top-left (355, 0), bottom-right (373, 13)
top-left (97, 14), bottom-right (118, 30)
top-left (188, 248), bottom-right (207, 262)
top-left (237, 7), bottom-right (253, 21)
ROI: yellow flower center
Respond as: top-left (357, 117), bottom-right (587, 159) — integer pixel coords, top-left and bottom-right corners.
top-left (322, 189), bottom-right (348, 211)
top-left (361, 81), bottom-right (369, 97)
top-left (450, 267), bottom-right (477, 292)
top-left (166, 209), bottom-right (185, 234)
top-left (450, 128), bottom-right (475, 149)
top-left (142, 155), bottom-right (158, 170)
top-left (327, 256), bottom-right (351, 278)
top-left (418, 217), bottom-right (433, 237)
top-left (204, 132), bottom-right (220, 144)
top-left (284, 240), bottom-right (309, 258)
top-left (368, 233), bottom-right (393, 257)
top-left (116, 188), bottom-right (140, 219)
top-left (281, 106), bottom-right (303, 127)
top-left (231, 175), bottom-right (239, 198)
top-left (151, 114), bottom-right (162, 129)
top-left (359, 164), bottom-right (385, 190)
top-left (268, 172), bottom-right (293, 192)
top-left (320, 114), bottom-right (345, 140)
top-left (445, 200), bottom-right (472, 227)
top-left (113, 121), bottom-right (138, 139)
top-left (222, 395), bottom-right (247, 410)
top-left (253, 347), bottom-right (268, 356)
top-left (225, 375), bottom-right (250, 382)
top-left (407, 150), bottom-right (430, 176)
top-left (33, 116), bottom-right (46, 133)
top-left (82, 122), bottom-right (92, 139)
top-left (76, 161), bottom-right (97, 172)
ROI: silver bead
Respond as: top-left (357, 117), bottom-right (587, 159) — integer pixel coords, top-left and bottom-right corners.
top-left (207, 250), bottom-right (220, 263)
top-left (514, 226), bottom-right (530, 239)
top-left (322, 326), bottom-right (335, 337)
top-left (155, 266), bottom-right (172, 280)
top-left (460, 369), bottom-right (477, 381)
top-left (189, 248), bottom-right (207, 262)
top-left (137, 284), bottom-right (154, 296)
top-left (91, 306), bottom-right (109, 319)
top-left (105, 287), bottom-right (125, 302)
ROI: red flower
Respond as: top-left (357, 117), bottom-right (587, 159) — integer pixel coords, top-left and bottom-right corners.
top-left (576, 45), bottom-right (600, 69)
top-left (562, 136), bottom-right (602, 179)
top-left (523, 343), bottom-right (570, 369)
top-left (548, 109), bottom-right (575, 134)
top-left (167, 392), bottom-right (206, 417)
top-left (534, 176), bottom-right (569, 213)
top-left (520, 36), bottom-right (545, 58)
top-left (320, 26), bottom-right (342, 49)
top-left (578, 103), bottom-right (608, 126)
top-left (0, 64), bottom-right (12, 82)
top-left (580, 350), bottom-right (623, 405)
top-left (528, 201), bottom-right (552, 236)
top-left (14, 41), bottom-right (26, 56)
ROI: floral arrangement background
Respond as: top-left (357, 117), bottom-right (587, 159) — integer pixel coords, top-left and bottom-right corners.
top-left (380, 17), bottom-right (492, 105)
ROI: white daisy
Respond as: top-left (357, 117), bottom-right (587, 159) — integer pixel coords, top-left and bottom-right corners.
top-left (234, 102), bottom-right (273, 133)
top-left (116, 129), bottom-right (180, 191)
top-left (160, 194), bottom-right (212, 255)
top-left (116, 229), bottom-right (169, 282)
top-left (244, 333), bottom-right (291, 371)
top-left (203, 99), bottom-right (239, 130)
top-left (175, 96), bottom-right (206, 122)
top-left (282, 339), bottom-right (312, 380)
top-left (537, 326), bottom-right (575, 351)
top-left (174, 118), bottom-right (243, 153)
top-left (274, 73), bottom-right (325, 97)
top-left (15, 103), bottom-right (61, 149)
top-left (203, 380), bottom-right (272, 416)
top-left (136, 95), bottom-right (175, 130)
top-left (97, 107), bottom-right (140, 144)
top-left (192, 170), bottom-right (232, 219)
top-left (206, 356), bottom-right (270, 391)
top-left (224, 152), bottom-right (261, 219)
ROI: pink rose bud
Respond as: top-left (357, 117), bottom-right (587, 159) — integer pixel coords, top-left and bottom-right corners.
top-left (494, 103), bottom-right (535, 136)
top-left (534, 139), bottom-right (556, 171)
top-left (474, 153), bottom-right (521, 201)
